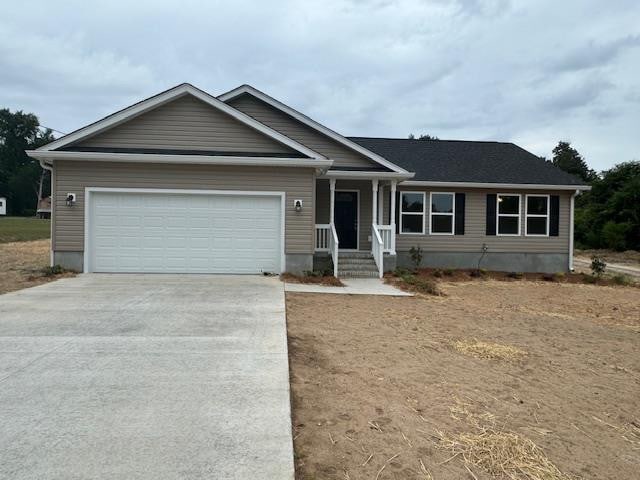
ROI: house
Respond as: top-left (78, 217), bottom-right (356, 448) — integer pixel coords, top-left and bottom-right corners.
top-left (36, 196), bottom-right (51, 219)
top-left (26, 83), bottom-right (589, 277)
top-left (0, 197), bottom-right (5, 216)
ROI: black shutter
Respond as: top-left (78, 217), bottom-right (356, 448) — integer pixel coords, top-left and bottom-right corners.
top-left (454, 193), bottom-right (465, 235)
top-left (550, 195), bottom-right (560, 236)
top-left (395, 191), bottom-right (400, 234)
top-left (486, 194), bottom-right (497, 235)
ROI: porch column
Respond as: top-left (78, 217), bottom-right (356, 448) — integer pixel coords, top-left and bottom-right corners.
top-left (377, 183), bottom-right (384, 224)
top-left (329, 178), bottom-right (336, 225)
top-left (371, 179), bottom-right (379, 226)
top-left (390, 180), bottom-right (397, 254)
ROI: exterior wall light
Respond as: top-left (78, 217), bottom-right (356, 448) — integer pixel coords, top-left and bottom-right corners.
top-left (294, 199), bottom-right (303, 212)
top-left (66, 193), bottom-right (76, 207)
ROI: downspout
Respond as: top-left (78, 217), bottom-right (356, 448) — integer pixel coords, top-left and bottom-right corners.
top-left (38, 159), bottom-right (54, 267)
top-left (568, 189), bottom-right (580, 272)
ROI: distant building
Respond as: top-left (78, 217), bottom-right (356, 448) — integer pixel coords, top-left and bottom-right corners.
top-left (36, 197), bottom-right (51, 219)
top-left (0, 197), bottom-right (6, 215)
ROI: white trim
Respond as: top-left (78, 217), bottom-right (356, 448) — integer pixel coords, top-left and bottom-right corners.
top-left (429, 192), bottom-right (455, 235)
top-left (320, 170), bottom-right (413, 180)
top-left (38, 159), bottom-right (55, 266)
top-left (569, 190), bottom-right (579, 271)
top-left (390, 181), bottom-right (397, 254)
top-left (218, 84), bottom-right (409, 173)
top-left (496, 193), bottom-right (521, 236)
top-left (402, 180), bottom-right (590, 191)
top-left (27, 150), bottom-right (333, 169)
top-left (524, 194), bottom-right (550, 237)
top-left (399, 191), bottom-right (426, 235)
top-left (38, 84), bottom-right (326, 160)
top-left (83, 187), bottom-right (286, 274)
top-left (335, 189), bottom-right (360, 251)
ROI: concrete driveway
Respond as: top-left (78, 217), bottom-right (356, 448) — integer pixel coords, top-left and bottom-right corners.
top-left (0, 274), bottom-right (293, 479)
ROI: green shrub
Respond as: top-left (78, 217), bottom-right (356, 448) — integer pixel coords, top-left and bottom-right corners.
top-left (601, 221), bottom-right (632, 251)
top-left (506, 272), bottom-right (523, 279)
top-left (42, 265), bottom-right (64, 276)
top-left (443, 268), bottom-right (454, 276)
top-left (409, 246), bottom-right (423, 269)
top-left (590, 256), bottom-right (607, 277)
top-left (553, 272), bottom-right (566, 282)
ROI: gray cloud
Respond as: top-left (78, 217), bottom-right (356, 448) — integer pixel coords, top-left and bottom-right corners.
top-left (0, 0), bottom-right (638, 170)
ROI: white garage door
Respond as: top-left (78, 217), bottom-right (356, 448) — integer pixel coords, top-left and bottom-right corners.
top-left (88, 191), bottom-right (282, 274)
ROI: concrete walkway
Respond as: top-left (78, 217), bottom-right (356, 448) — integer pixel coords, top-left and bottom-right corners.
top-left (284, 278), bottom-right (412, 296)
top-left (0, 274), bottom-right (293, 480)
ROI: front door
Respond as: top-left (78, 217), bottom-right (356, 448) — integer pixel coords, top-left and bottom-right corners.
top-left (334, 191), bottom-right (358, 250)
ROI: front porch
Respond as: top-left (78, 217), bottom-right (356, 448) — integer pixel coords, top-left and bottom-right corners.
top-left (313, 175), bottom-right (401, 278)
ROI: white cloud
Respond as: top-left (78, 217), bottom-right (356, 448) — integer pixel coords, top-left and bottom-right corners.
top-left (0, 0), bottom-right (638, 170)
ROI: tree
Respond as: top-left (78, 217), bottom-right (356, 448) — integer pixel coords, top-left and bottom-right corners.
top-left (408, 133), bottom-right (439, 140)
top-left (574, 161), bottom-right (640, 251)
top-left (0, 109), bottom-right (54, 215)
top-left (551, 141), bottom-right (597, 182)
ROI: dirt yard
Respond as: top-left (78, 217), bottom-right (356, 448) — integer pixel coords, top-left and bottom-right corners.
top-left (0, 239), bottom-right (73, 294)
top-left (286, 282), bottom-right (640, 479)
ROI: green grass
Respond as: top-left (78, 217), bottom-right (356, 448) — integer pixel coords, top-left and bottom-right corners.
top-left (0, 217), bottom-right (51, 243)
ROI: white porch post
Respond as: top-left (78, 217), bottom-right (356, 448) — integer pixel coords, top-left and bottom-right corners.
top-left (377, 183), bottom-right (384, 224)
top-left (390, 180), bottom-right (397, 254)
top-left (371, 179), bottom-right (379, 227)
top-left (329, 178), bottom-right (336, 225)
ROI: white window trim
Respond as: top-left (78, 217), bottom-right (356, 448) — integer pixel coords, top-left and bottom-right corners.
top-left (496, 193), bottom-right (521, 236)
top-left (399, 191), bottom-right (426, 235)
top-left (429, 192), bottom-right (455, 235)
top-left (525, 194), bottom-right (550, 237)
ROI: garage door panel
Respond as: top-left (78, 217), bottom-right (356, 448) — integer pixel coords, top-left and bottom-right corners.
top-left (89, 191), bottom-right (282, 273)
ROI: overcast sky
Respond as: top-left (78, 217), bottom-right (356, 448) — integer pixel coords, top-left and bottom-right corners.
top-left (2, 0), bottom-right (639, 170)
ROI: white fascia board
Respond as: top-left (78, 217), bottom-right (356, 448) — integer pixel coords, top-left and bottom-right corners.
top-left (37, 84), bottom-right (326, 160)
top-left (218, 85), bottom-right (409, 174)
top-left (26, 150), bottom-right (333, 169)
top-left (401, 180), bottom-right (591, 191)
top-left (319, 170), bottom-right (415, 180)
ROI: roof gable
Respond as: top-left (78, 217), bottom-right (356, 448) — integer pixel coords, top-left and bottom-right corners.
top-left (219, 85), bottom-right (407, 173)
top-left (38, 84), bottom-right (325, 160)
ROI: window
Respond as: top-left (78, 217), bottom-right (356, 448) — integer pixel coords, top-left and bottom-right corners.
top-left (400, 192), bottom-right (425, 234)
top-left (526, 195), bottom-right (549, 236)
top-left (497, 194), bottom-right (521, 235)
top-left (430, 192), bottom-right (454, 234)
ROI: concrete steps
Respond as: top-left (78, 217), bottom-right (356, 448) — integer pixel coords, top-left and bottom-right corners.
top-left (338, 252), bottom-right (379, 278)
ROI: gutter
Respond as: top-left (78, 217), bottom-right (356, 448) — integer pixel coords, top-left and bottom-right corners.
top-left (37, 158), bottom-right (54, 267)
top-left (26, 150), bottom-right (334, 170)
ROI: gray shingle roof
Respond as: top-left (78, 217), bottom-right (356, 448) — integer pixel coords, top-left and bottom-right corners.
top-left (348, 137), bottom-right (587, 186)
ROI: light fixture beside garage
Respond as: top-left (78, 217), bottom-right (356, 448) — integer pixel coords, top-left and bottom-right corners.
top-left (294, 199), bottom-right (303, 212)
top-left (66, 193), bottom-right (76, 207)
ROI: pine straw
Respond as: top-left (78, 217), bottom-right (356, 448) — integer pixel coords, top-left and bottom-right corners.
top-left (435, 428), bottom-right (573, 480)
top-left (453, 339), bottom-right (528, 360)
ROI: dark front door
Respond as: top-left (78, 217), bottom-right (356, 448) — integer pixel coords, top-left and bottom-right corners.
top-left (334, 191), bottom-right (358, 249)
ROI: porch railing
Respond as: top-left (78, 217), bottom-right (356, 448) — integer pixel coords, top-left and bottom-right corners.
top-left (329, 223), bottom-right (339, 277)
top-left (315, 224), bottom-right (330, 252)
top-left (316, 223), bottom-right (339, 277)
top-left (371, 224), bottom-right (384, 279)
top-left (377, 225), bottom-right (393, 253)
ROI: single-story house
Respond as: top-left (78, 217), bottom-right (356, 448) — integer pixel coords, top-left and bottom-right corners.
top-left (27, 83), bottom-right (589, 277)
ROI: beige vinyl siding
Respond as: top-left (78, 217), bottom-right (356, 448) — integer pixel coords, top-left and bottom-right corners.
top-left (383, 186), bottom-right (570, 254)
top-left (53, 161), bottom-right (314, 254)
top-left (316, 179), bottom-right (374, 251)
top-left (75, 94), bottom-right (296, 154)
top-left (227, 94), bottom-right (377, 169)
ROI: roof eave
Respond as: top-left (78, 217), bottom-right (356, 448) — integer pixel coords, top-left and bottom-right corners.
top-left (401, 180), bottom-right (591, 191)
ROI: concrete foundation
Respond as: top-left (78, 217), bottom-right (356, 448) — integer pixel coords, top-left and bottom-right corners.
top-left (284, 254), bottom-right (313, 275)
top-left (396, 251), bottom-right (570, 273)
top-left (53, 251), bottom-right (84, 272)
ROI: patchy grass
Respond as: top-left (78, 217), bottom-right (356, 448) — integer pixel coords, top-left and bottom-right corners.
top-left (0, 217), bottom-right (50, 243)
top-left (0, 240), bottom-right (74, 295)
top-left (387, 268), bottom-right (441, 296)
top-left (576, 249), bottom-right (640, 266)
top-left (281, 272), bottom-right (344, 287)
top-left (453, 339), bottom-right (528, 361)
